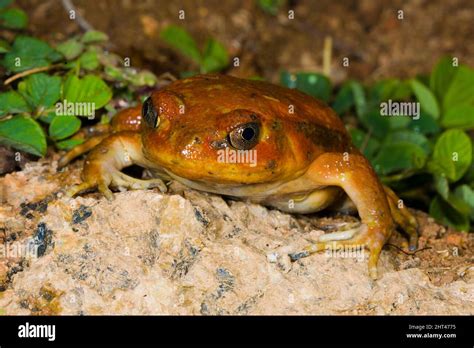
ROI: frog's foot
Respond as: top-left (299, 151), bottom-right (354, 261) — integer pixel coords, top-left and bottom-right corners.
top-left (65, 131), bottom-right (166, 200)
top-left (297, 152), bottom-right (396, 280)
top-left (65, 171), bottom-right (167, 200)
top-left (290, 224), bottom-right (384, 279)
top-left (383, 185), bottom-right (419, 251)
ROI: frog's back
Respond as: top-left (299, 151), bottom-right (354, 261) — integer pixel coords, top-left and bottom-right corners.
top-left (162, 74), bottom-right (352, 156)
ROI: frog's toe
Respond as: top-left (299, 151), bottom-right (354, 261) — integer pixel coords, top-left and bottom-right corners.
top-left (113, 172), bottom-right (167, 193)
top-left (291, 225), bottom-right (385, 280)
top-left (98, 182), bottom-right (114, 200)
top-left (384, 186), bottom-right (419, 251)
top-left (317, 226), bottom-right (360, 241)
top-left (65, 177), bottom-right (114, 200)
top-left (65, 182), bottom-right (95, 198)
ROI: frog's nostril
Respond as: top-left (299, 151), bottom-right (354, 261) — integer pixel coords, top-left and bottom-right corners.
top-left (142, 97), bottom-right (160, 128)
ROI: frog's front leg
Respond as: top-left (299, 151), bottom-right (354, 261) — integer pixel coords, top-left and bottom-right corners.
top-left (66, 131), bottom-right (166, 200)
top-left (295, 152), bottom-right (395, 280)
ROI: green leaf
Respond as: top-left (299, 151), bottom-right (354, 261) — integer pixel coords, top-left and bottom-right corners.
top-left (441, 104), bottom-right (474, 129)
top-left (258, 0), bottom-right (284, 15)
top-left (55, 138), bottom-right (84, 150)
top-left (81, 30), bottom-right (109, 44)
top-left (0, 8), bottom-right (27, 29)
top-left (408, 111), bottom-right (440, 135)
top-left (453, 185), bottom-right (474, 220)
top-left (332, 82), bottom-right (354, 115)
top-left (358, 110), bottom-right (390, 139)
top-left (160, 25), bottom-right (202, 64)
top-left (17, 73), bottom-right (61, 109)
top-left (0, 0), bottom-right (13, 9)
top-left (429, 129), bottom-right (472, 182)
top-left (348, 127), bottom-right (380, 160)
top-left (370, 79), bottom-right (412, 102)
top-left (443, 66), bottom-right (474, 111)
top-left (0, 90), bottom-right (30, 117)
top-left (201, 38), bottom-right (228, 73)
top-left (128, 70), bottom-right (158, 87)
top-left (77, 51), bottom-right (99, 70)
top-left (447, 191), bottom-right (472, 217)
top-left (56, 39), bottom-right (84, 60)
top-left (49, 115), bottom-right (81, 140)
top-left (430, 57), bottom-right (457, 101)
top-left (280, 72), bottom-right (331, 102)
top-left (350, 81), bottom-right (367, 118)
top-left (464, 146), bottom-right (474, 184)
top-left (2, 36), bottom-right (62, 72)
top-left (0, 38), bottom-right (10, 53)
top-left (385, 130), bottom-right (431, 155)
top-left (0, 115), bottom-right (46, 156)
top-left (429, 196), bottom-right (470, 231)
top-left (386, 116), bottom-right (411, 130)
top-left (104, 65), bottom-right (125, 81)
top-left (434, 174), bottom-right (449, 200)
top-left (63, 74), bottom-right (113, 111)
top-left (409, 79), bottom-right (440, 119)
top-left (372, 142), bottom-right (427, 175)
top-left (39, 111), bottom-right (56, 124)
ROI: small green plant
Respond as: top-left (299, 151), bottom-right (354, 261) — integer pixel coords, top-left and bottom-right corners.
top-left (257, 0), bottom-right (286, 15)
top-left (160, 25), bottom-right (229, 76)
top-left (281, 58), bottom-right (474, 231)
top-left (0, 2), bottom-right (158, 156)
top-left (0, 0), bottom-right (27, 30)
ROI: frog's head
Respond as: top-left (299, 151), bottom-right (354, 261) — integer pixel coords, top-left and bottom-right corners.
top-left (140, 79), bottom-right (314, 185)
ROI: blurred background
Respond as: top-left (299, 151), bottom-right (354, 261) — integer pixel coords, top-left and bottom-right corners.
top-left (16, 0), bottom-right (474, 83)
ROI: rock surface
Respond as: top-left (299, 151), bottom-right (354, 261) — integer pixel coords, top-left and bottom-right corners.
top-left (0, 158), bottom-right (473, 315)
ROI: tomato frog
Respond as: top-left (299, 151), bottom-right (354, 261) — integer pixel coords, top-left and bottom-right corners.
top-left (59, 74), bottom-right (418, 279)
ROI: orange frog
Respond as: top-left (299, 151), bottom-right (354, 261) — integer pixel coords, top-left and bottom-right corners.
top-left (59, 74), bottom-right (418, 279)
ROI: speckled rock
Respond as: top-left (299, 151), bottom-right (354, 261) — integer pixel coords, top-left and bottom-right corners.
top-left (0, 159), bottom-right (473, 315)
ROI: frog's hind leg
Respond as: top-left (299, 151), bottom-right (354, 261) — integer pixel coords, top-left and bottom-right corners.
top-left (383, 185), bottom-right (419, 251)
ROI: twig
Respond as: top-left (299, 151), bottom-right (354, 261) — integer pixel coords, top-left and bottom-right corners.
top-left (322, 36), bottom-right (332, 77)
top-left (4, 65), bottom-right (61, 85)
top-left (61, 0), bottom-right (94, 32)
top-left (385, 243), bottom-right (431, 255)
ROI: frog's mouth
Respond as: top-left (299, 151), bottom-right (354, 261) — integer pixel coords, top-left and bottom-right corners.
top-left (163, 169), bottom-right (283, 199)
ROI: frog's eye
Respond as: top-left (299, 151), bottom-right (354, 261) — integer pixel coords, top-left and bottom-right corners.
top-left (142, 97), bottom-right (160, 128)
top-left (228, 122), bottom-right (260, 150)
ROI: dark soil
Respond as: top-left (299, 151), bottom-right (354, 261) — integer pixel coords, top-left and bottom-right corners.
top-left (16, 0), bottom-right (474, 84)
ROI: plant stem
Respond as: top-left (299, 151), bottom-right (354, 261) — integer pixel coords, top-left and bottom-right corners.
top-left (4, 65), bottom-right (62, 85)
